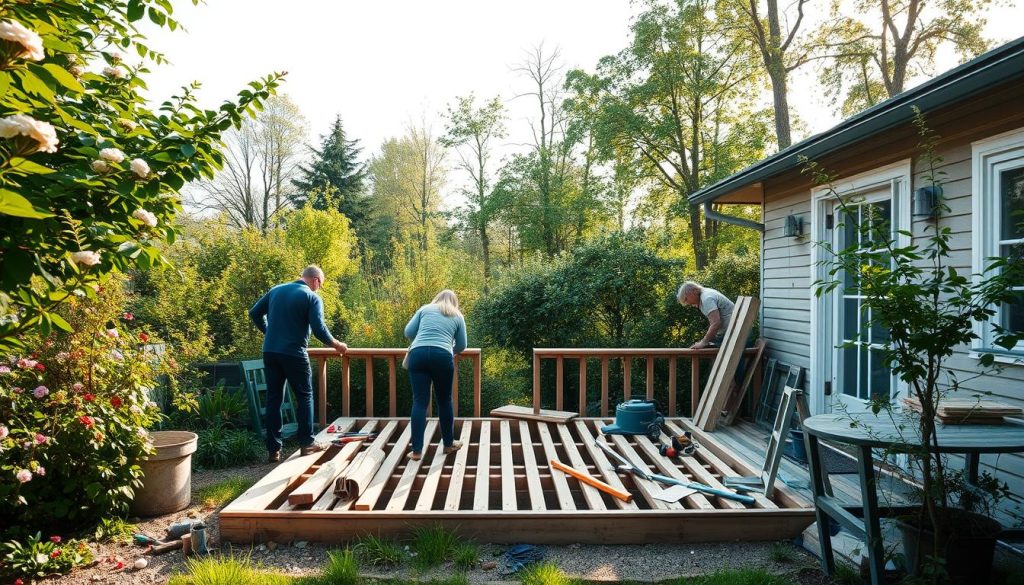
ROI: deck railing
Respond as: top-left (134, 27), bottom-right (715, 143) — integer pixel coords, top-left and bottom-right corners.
top-left (307, 348), bottom-right (482, 426)
top-left (532, 347), bottom-right (762, 418)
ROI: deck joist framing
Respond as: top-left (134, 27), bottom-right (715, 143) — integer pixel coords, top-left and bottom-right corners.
top-left (220, 417), bottom-right (815, 544)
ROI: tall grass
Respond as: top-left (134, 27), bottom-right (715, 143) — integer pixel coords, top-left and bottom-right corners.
top-left (353, 534), bottom-right (404, 567)
top-left (409, 525), bottom-right (460, 569)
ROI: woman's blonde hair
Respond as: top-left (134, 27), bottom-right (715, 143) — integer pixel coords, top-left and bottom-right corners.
top-left (432, 289), bottom-right (462, 318)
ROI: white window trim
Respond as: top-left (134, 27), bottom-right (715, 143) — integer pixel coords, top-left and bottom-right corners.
top-left (971, 127), bottom-right (1024, 362)
top-left (809, 160), bottom-right (912, 415)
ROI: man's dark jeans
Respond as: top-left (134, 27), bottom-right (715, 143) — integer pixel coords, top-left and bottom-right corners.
top-left (407, 346), bottom-right (456, 453)
top-left (263, 351), bottom-right (315, 453)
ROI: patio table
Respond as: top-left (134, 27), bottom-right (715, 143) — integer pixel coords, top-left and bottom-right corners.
top-left (802, 412), bottom-right (1024, 585)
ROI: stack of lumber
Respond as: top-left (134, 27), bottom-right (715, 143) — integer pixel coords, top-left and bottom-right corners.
top-left (902, 396), bottom-right (1022, 424)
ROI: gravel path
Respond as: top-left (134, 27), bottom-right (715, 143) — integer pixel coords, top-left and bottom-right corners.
top-left (47, 463), bottom-right (829, 584)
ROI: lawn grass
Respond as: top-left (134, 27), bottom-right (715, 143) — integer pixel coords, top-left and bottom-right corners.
top-left (193, 476), bottom-right (255, 508)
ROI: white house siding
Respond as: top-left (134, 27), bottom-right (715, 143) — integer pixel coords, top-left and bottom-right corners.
top-left (757, 83), bottom-right (1024, 512)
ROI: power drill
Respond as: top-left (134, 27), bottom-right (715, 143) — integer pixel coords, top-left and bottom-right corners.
top-left (659, 432), bottom-right (693, 457)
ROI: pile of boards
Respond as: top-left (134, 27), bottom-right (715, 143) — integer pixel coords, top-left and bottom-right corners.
top-left (902, 396), bottom-right (1023, 424)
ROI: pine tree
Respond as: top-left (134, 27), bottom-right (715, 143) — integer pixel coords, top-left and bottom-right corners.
top-left (291, 115), bottom-right (369, 230)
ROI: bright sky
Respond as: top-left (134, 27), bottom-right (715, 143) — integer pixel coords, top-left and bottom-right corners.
top-left (141, 1), bottom-right (1021, 207)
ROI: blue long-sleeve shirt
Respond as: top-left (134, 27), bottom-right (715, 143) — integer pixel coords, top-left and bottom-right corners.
top-left (249, 280), bottom-right (335, 358)
top-left (404, 304), bottom-right (467, 355)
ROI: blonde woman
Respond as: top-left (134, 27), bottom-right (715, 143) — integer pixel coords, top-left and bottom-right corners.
top-left (403, 289), bottom-right (468, 460)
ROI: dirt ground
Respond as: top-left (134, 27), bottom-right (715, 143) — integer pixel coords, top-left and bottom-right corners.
top-left (46, 462), bottom-right (835, 584)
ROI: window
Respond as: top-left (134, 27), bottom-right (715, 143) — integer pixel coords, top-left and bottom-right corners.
top-left (972, 128), bottom-right (1024, 356)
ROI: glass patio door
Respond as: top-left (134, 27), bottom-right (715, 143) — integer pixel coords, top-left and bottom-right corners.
top-left (830, 192), bottom-right (898, 413)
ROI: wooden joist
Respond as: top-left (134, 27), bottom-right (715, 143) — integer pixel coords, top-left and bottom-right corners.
top-left (384, 420), bottom-right (438, 511)
top-left (519, 421), bottom-right (547, 511)
top-left (539, 422), bottom-right (577, 511)
top-left (473, 421), bottom-right (492, 511)
top-left (353, 423), bottom-right (412, 511)
top-left (443, 422), bottom-right (474, 511)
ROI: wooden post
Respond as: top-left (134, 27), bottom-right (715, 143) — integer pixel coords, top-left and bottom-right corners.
top-left (533, 352), bottom-right (541, 414)
top-left (690, 356), bottom-right (699, 418)
top-left (452, 357), bottom-right (460, 418)
top-left (473, 353), bottom-right (482, 417)
top-left (578, 357), bottom-right (587, 417)
top-left (364, 356), bottom-right (373, 417)
top-left (668, 357), bottom-right (677, 417)
top-left (623, 357), bottom-right (632, 401)
top-left (317, 357), bottom-right (328, 428)
top-left (556, 356), bottom-right (564, 411)
top-left (646, 354), bottom-right (654, 400)
top-left (601, 357), bottom-right (609, 417)
top-left (342, 355), bottom-right (351, 417)
top-left (388, 356), bottom-right (397, 417)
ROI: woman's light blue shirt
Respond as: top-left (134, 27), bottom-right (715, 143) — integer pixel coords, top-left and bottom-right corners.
top-left (404, 304), bottom-right (467, 355)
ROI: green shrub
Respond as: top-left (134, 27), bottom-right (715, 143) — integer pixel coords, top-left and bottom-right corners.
top-left (0, 532), bottom-right (93, 580)
top-left (194, 428), bottom-right (265, 469)
top-left (195, 387), bottom-right (250, 429)
top-left (353, 534), bottom-right (404, 568)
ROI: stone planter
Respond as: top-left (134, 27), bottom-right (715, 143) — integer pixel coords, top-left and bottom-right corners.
top-left (130, 430), bottom-right (198, 517)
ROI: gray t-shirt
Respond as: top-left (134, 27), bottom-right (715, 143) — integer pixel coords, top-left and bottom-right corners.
top-left (699, 287), bottom-right (734, 343)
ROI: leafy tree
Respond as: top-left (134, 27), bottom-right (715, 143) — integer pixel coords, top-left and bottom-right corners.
top-left (192, 95), bottom-right (307, 232)
top-left (0, 0), bottom-right (280, 352)
top-left (816, 0), bottom-right (996, 116)
top-left (441, 94), bottom-right (507, 291)
top-left (291, 115), bottom-right (369, 230)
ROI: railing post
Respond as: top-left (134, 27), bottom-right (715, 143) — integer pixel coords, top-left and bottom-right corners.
top-left (600, 357), bottom-right (609, 417)
top-left (555, 356), bottom-right (564, 411)
top-left (317, 357), bottom-right (328, 428)
top-left (623, 357), bottom-right (632, 401)
top-left (533, 351), bottom-right (541, 414)
top-left (473, 352), bottom-right (482, 417)
top-left (364, 356), bottom-right (373, 417)
top-left (578, 357), bottom-right (587, 417)
top-left (690, 356), bottom-right (700, 418)
top-left (342, 355), bottom-right (351, 417)
top-left (388, 356), bottom-right (397, 417)
top-left (668, 356), bottom-right (677, 417)
top-left (646, 354), bottom-right (654, 400)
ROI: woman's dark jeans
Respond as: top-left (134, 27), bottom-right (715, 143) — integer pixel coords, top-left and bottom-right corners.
top-left (407, 346), bottom-right (456, 453)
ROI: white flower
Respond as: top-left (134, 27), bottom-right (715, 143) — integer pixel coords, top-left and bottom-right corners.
top-left (0, 114), bottom-right (59, 153)
top-left (35, 466), bottom-right (45, 477)
top-left (130, 159), bottom-right (150, 179)
top-left (0, 20), bottom-right (45, 61)
top-left (105, 328), bottom-right (119, 339)
top-left (0, 425), bottom-right (7, 440)
top-left (90, 159), bottom-right (111, 174)
top-left (16, 469), bottom-right (32, 483)
top-left (133, 208), bottom-right (157, 227)
top-left (103, 66), bottom-right (126, 79)
top-left (98, 148), bottom-right (125, 163)
top-left (71, 250), bottom-right (101, 266)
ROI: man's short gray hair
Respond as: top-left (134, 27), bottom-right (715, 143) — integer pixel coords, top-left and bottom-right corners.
top-left (302, 265), bottom-right (324, 280)
top-left (677, 281), bottom-right (702, 303)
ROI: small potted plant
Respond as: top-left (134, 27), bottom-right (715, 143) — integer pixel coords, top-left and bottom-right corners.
top-left (806, 108), bottom-right (1024, 583)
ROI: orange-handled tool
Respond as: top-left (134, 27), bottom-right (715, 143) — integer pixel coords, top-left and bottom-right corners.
top-left (549, 459), bottom-right (633, 503)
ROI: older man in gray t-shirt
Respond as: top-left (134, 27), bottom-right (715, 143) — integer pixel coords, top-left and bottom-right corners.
top-left (677, 281), bottom-right (735, 348)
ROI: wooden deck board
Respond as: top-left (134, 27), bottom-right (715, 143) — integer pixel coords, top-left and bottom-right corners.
top-left (222, 416), bottom-right (818, 544)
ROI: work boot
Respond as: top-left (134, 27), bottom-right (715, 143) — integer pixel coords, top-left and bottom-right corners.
top-left (268, 450), bottom-right (281, 463)
top-left (300, 441), bottom-right (328, 456)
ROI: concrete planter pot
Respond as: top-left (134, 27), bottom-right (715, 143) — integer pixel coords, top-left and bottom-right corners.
top-left (130, 430), bottom-right (198, 517)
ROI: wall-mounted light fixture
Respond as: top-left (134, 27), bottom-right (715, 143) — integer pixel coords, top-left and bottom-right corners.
top-left (784, 214), bottom-right (804, 237)
top-left (913, 185), bottom-right (942, 218)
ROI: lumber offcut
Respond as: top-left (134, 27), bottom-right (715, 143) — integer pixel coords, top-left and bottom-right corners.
top-left (491, 404), bottom-right (577, 423)
top-left (334, 448), bottom-right (386, 501)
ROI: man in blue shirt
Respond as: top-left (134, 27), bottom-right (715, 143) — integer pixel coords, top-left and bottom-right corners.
top-left (250, 265), bottom-right (348, 462)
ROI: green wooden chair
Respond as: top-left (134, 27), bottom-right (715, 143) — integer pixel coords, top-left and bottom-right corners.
top-left (240, 359), bottom-right (298, 439)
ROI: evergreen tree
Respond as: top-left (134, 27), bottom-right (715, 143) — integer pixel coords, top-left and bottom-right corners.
top-left (291, 115), bottom-right (369, 231)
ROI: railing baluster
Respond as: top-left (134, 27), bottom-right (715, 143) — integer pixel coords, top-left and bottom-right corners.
top-left (646, 354), bottom-right (654, 400)
top-left (668, 357), bottom-right (677, 417)
top-left (388, 356), bottom-right (397, 417)
top-left (317, 357), bottom-right (328, 428)
top-left (556, 356), bottom-right (564, 411)
top-left (578, 357), bottom-right (587, 417)
top-left (601, 357), bottom-right (609, 417)
top-left (623, 357), bottom-right (632, 401)
top-left (342, 355), bottom-right (351, 417)
top-left (364, 356), bottom-right (373, 417)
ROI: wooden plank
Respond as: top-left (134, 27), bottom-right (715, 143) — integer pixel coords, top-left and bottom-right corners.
top-left (697, 297), bottom-right (760, 431)
top-left (385, 420), bottom-right (437, 511)
top-left (723, 338), bottom-right (768, 425)
top-left (222, 451), bottom-right (323, 513)
top-left (500, 420), bottom-right (516, 511)
top-left (555, 424), bottom-right (604, 510)
top-left (572, 420), bottom-right (638, 510)
top-left (632, 435), bottom-right (715, 510)
top-left (353, 423), bottom-right (414, 511)
top-left (443, 422), bottom-right (474, 511)
top-left (693, 297), bottom-right (750, 426)
top-left (538, 423), bottom-right (577, 511)
top-left (491, 405), bottom-right (578, 424)
top-left (599, 423), bottom-right (677, 510)
top-left (313, 422), bottom-right (397, 511)
top-left (519, 421), bottom-right (546, 511)
top-left (473, 421), bottom-right (491, 511)
top-left (414, 436), bottom-right (449, 511)
top-left (288, 421), bottom-right (376, 506)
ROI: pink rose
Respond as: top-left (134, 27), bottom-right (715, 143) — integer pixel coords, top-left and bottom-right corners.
top-left (34, 433), bottom-right (47, 444)
top-left (0, 365), bottom-right (10, 374)
top-left (36, 466), bottom-right (46, 477)
top-left (50, 536), bottom-right (61, 543)
top-left (72, 382), bottom-right (84, 392)
top-left (0, 425), bottom-right (7, 439)
top-left (33, 385), bottom-right (48, 399)
top-left (16, 469), bottom-right (31, 483)
top-left (13, 386), bottom-right (23, 394)
top-left (105, 328), bottom-right (119, 339)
